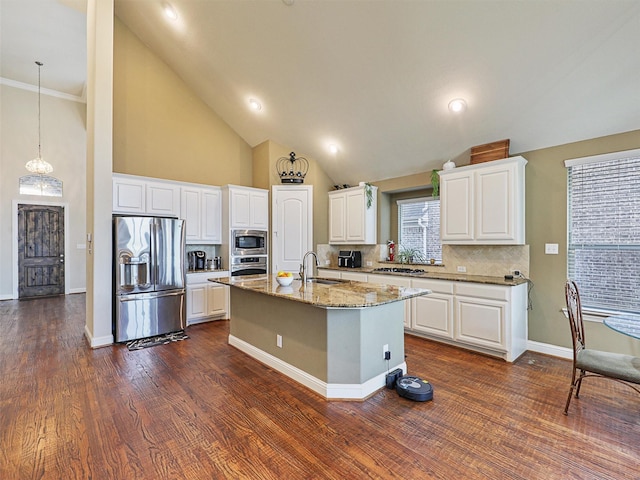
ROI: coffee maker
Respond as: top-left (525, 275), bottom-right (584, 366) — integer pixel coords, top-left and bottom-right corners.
top-left (188, 251), bottom-right (206, 270)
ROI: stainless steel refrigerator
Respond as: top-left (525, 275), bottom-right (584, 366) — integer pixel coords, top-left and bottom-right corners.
top-left (113, 216), bottom-right (186, 342)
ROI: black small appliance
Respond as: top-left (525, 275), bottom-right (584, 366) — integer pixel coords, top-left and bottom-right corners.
top-left (395, 375), bottom-right (433, 402)
top-left (338, 250), bottom-right (362, 268)
top-left (188, 250), bottom-right (206, 270)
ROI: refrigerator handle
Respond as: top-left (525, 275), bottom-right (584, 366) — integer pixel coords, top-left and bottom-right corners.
top-left (118, 290), bottom-right (184, 302)
top-left (151, 220), bottom-right (158, 287)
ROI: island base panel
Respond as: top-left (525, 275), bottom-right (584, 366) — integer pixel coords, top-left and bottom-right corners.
top-left (228, 288), bottom-right (406, 399)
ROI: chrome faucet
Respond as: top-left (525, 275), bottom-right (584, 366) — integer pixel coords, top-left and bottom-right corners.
top-left (300, 251), bottom-right (319, 283)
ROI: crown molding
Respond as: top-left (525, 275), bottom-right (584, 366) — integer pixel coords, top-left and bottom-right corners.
top-left (0, 77), bottom-right (86, 104)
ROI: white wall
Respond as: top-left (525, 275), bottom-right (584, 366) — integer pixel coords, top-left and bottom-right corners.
top-left (0, 83), bottom-right (87, 298)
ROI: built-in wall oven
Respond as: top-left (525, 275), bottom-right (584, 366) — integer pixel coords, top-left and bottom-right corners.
top-left (231, 229), bottom-right (267, 256)
top-left (231, 256), bottom-right (267, 277)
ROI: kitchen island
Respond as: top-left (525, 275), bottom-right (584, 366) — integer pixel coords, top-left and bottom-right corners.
top-left (210, 275), bottom-right (430, 400)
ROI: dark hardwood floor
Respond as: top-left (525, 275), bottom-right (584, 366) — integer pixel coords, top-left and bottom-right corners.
top-left (1, 294), bottom-right (638, 479)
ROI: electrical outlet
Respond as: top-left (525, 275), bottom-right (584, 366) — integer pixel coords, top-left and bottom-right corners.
top-left (457, 266), bottom-right (467, 273)
top-left (325, 259), bottom-right (330, 265)
top-left (545, 243), bottom-right (559, 254)
top-left (366, 261), bottom-right (373, 267)
top-left (277, 334), bottom-right (282, 348)
top-left (383, 344), bottom-right (389, 359)
top-left (514, 270), bottom-right (521, 276)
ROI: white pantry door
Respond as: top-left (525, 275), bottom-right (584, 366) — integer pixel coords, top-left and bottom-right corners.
top-left (272, 185), bottom-right (313, 274)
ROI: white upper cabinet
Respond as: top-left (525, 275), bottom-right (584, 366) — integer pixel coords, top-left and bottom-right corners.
top-left (146, 181), bottom-right (180, 217)
top-left (112, 173), bottom-right (221, 243)
top-left (181, 187), bottom-right (201, 241)
top-left (180, 185), bottom-right (222, 244)
top-left (112, 175), bottom-right (146, 214)
top-left (113, 174), bottom-right (180, 217)
top-left (328, 185), bottom-right (377, 244)
top-left (201, 189), bottom-right (222, 243)
top-left (439, 156), bottom-right (527, 245)
top-left (228, 185), bottom-right (269, 230)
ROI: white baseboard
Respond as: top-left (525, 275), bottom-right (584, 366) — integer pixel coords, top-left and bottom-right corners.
top-left (229, 335), bottom-right (406, 400)
top-left (84, 324), bottom-right (114, 348)
top-left (526, 340), bottom-right (572, 360)
top-left (0, 291), bottom-right (85, 300)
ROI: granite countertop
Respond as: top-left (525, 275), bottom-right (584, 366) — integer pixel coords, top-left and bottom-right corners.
top-left (187, 269), bottom-right (228, 274)
top-left (210, 274), bottom-right (431, 309)
top-left (317, 266), bottom-right (528, 287)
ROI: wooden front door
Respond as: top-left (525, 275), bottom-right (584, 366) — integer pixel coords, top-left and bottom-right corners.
top-left (18, 204), bottom-right (65, 298)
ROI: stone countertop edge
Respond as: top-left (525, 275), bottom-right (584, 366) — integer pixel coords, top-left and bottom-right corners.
top-left (209, 275), bottom-right (431, 309)
top-left (317, 266), bottom-right (528, 287)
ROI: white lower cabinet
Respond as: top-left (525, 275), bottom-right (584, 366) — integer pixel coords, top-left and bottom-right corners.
top-left (411, 279), bottom-right (454, 339)
top-left (316, 269), bottom-right (528, 362)
top-left (340, 271), bottom-right (368, 282)
top-left (409, 279), bottom-right (527, 362)
top-left (455, 294), bottom-right (506, 351)
top-left (319, 269), bottom-right (342, 280)
top-left (186, 272), bottom-right (230, 325)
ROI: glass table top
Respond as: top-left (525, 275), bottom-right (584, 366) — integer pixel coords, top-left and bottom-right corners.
top-left (603, 314), bottom-right (640, 340)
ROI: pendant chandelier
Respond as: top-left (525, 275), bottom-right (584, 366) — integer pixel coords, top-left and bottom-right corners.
top-left (25, 61), bottom-right (53, 175)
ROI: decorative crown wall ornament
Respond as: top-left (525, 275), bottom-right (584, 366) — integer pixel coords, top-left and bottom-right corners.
top-left (276, 151), bottom-right (309, 184)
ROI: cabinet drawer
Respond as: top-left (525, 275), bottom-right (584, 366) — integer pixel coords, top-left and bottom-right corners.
top-left (186, 271), bottom-right (229, 284)
top-left (411, 278), bottom-right (454, 294)
top-left (455, 282), bottom-right (509, 301)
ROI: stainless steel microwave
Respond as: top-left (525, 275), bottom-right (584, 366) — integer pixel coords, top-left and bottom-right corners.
top-left (231, 229), bottom-right (267, 256)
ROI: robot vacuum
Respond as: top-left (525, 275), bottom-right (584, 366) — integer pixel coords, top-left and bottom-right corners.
top-left (395, 375), bottom-right (434, 402)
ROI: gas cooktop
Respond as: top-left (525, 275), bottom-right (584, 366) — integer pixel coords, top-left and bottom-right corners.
top-left (372, 267), bottom-right (425, 274)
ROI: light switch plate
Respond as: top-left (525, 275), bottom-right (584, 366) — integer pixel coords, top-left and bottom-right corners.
top-left (545, 243), bottom-right (559, 254)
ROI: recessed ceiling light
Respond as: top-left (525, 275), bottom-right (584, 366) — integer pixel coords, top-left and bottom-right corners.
top-left (249, 98), bottom-right (262, 111)
top-left (164, 3), bottom-right (178, 21)
top-left (448, 98), bottom-right (467, 113)
top-left (328, 144), bottom-right (339, 154)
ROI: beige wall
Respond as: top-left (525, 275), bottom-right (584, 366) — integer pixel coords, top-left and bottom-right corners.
top-left (0, 84), bottom-right (87, 298)
top-left (523, 129), bottom-right (640, 356)
top-left (373, 171), bottom-right (433, 242)
top-left (252, 140), bottom-right (335, 247)
top-left (112, 17), bottom-right (253, 186)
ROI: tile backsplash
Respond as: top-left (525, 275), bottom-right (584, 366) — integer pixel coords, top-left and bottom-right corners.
top-left (316, 243), bottom-right (529, 277)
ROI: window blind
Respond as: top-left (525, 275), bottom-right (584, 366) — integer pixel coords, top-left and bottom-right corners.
top-left (398, 198), bottom-right (442, 262)
top-left (567, 152), bottom-right (640, 313)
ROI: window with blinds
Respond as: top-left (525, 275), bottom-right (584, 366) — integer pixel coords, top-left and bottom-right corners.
top-left (567, 150), bottom-right (640, 314)
top-left (398, 198), bottom-right (441, 262)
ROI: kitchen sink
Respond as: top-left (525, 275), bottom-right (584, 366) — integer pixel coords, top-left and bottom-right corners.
top-left (306, 277), bottom-right (348, 285)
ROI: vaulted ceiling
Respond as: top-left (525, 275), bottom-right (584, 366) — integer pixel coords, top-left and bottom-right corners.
top-left (3, 0), bottom-right (640, 185)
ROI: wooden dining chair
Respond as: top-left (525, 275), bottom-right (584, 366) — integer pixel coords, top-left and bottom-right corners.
top-left (564, 280), bottom-right (640, 415)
